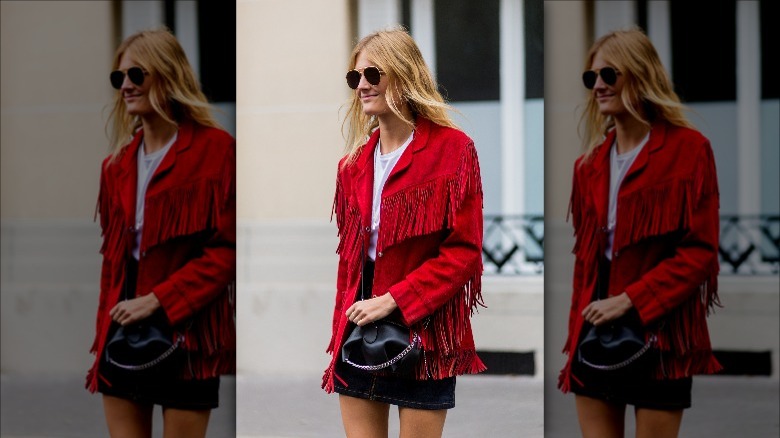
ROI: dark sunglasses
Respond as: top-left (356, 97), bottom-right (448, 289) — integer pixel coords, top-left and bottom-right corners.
top-left (346, 66), bottom-right (385, 89)
top-left (582, 67), bottom-right (620, 89)
top-left (110, 67), bottom-right (148, 90)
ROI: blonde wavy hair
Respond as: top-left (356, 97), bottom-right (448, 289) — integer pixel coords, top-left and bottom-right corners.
top-left (579, 26), bottom-right (694, 158)
top-left (107, 27), bottom-right (219, 160)
top-left (342, 26), bottom-right (457, 166)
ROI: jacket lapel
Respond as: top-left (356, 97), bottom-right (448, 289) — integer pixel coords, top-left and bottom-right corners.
top-left (351, 129), bottom-right (379, 228)
top-left (382, 117), bottom-right (430, 197)
top-left (620, 121), bottom-right (667, 189)
top-left (145, 121), bottom-right (194, 196)
top-left (115, 131), bottom-right (142, 232)
top-left (589, 130), bottom-right (613, 229)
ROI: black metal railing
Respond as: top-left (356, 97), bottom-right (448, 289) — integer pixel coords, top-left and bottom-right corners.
top-left (718, 215), bottom-right (779, 274)
top-left (481, 214), bottom-right (780, 276)
top-left (482, 215), bottom-right (544, 275)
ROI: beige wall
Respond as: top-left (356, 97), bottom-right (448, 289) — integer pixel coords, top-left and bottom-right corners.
top-left (1, 1), bottom-right (116, 374)
top-left (1, 1), bottom-right (115, 220)
top-left (236, 0), bottom-right (353, 220)
top-left (543, 0), bottom-right (589, 220)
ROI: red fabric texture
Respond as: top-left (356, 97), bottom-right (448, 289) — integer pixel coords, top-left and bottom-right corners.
top-left (323, 117), bottom-right (487, 393)
top-left (87, 121), bottom-right (236, 392)
top-left (559, 121), bottom-right (722, 392)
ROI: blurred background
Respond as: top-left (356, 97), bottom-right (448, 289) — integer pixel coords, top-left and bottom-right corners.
top-left (544, 1), bottom-right (779, 436)
top-left (1, 1), bottom-right (236, 436)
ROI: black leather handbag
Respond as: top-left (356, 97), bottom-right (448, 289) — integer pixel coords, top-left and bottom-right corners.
top-left (577, 259), bottom-right (656, 371)
top-left (104, 260), bottom-right (184, 374)
top-left (341, 256), bottom-right (422, 376)
top-left (577, 317), bottom-right (656, 371)
top-left (342, 319), bottom-right (421, 375)
top-left (105, 310), bottom-right (184, 373)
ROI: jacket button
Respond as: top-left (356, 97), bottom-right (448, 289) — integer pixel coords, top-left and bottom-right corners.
top-left (364, 226), bottom-right (370, 233)
top-left (378, 251), bottom-right (383, 257)
top-left (142, 251), bottom-right (147, 257)
top-left (614, 251), bottom-right (619, 258)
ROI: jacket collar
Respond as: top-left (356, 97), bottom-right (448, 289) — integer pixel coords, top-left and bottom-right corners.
top-left (587, 120), bottom-right (668, 226)
top-left (114, 120), bottom-right (194, 227)
top-left (350, 116), bottom-right (431, 225)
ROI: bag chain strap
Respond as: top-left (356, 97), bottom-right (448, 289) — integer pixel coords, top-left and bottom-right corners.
top-left (580, 334), bottom-right (657, 371)
top-left (107, 334), bottom-right (185, 371)
top-left (343, 332), bottom-right (421, 372)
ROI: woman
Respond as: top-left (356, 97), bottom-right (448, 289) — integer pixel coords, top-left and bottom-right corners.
top-left (86, 28), bottom-right (236, 438)
top-left (559, 27), bottom-right (721, 438)
top-left (322, 27), bottom-right (486, 437)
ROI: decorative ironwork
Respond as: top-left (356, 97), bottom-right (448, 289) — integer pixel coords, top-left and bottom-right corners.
top-left (482, 215), bottom-right (544, 275)
top-left (718, 215), bottom-right (779, 274)
top-left (480, 214), bottom-right (779, 276)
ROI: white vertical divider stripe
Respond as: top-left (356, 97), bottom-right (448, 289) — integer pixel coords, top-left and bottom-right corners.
top-left (500, 0), bottom-right (524, 215)
top-left (737, 1), bottom-right (761, 215)
top-left (594, 0), bottom-right (635, 40)
top-left (122, 0), bottom-right (164, 38)
top-left (411, 0), bottom-right (436, 78)
top-left (175, 1), bottom-right (200, 79)
top-left (647, 1), bottom-right (672, 73)
top-left (359, 0), bottom-right (402, 38)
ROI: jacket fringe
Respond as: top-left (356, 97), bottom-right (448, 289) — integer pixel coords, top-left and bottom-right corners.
top-left (180, 282), bottom-right (236, 356)
top-left (613, 178), bottom-right (693, 252)
top-left (98, 192), bottom-right (129, 262)
top-left (378, 142), bottom-right (482, 253)
top-left (418, 274), bottom-right (483, 355)
top-left (651, 272), bottom-right (722, 379)
top-left (141, 177), bottom-right (226, 252)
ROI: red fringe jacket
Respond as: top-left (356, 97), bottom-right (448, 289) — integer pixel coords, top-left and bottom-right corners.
top-left (86, 121), bottom-right (236, 392)
top-left (322, 117), bottom-right (487, 392)
top-left (559, 121), bottom-right (722, 393)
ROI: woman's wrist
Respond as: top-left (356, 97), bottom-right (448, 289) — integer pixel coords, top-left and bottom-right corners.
top-left (380, 292), bottom-right (398, 311)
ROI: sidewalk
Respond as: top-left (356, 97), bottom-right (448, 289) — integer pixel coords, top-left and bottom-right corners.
top-left (236, 374), bottom-right (543, 438)
top-left (544, 375), bottom-right (779, 437)
top-left (2, 374), bottom-right (777, 437)
top-left (0, 374), bottom-right (236, 438)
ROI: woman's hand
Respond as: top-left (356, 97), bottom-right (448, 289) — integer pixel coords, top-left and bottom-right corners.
top-left (346, 294), bottom-right (398, 326)
top-left (110, 293), bottom-right (161, 326)
top-left (582, 292), bottom-right (634, 326)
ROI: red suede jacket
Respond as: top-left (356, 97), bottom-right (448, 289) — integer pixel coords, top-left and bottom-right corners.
top-left (559, 121), bottom-right (722, 392)
top-left (87, 121), bottom-right (236, 392)
top-left (323, 117), bottom-right (486, 392)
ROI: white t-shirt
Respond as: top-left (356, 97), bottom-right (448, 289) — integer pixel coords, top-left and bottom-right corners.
top-left (605, 131), bottom-right (650, 260)
top-left (368, 131), bottom-right (415, 260)
top-left (133, 134), bottom-right (177, 260)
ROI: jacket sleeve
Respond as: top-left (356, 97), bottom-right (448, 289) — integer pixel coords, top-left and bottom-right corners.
top-left (329, 168), bottom-right (350, 352)
top-left (151, 142), bottom-right (237, 326)
top-left (624, 142), bottom-right (720, 324)
top-left (387, 143), bottom-right (484, 326)
top-left (565, 159), bottom-right (586, 353)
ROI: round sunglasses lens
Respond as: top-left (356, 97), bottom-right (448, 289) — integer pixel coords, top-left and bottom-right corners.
top-left (346, 70), bottom-right (360, 89)
top-left (364, 67), bottom-right (381, 85)
top-left (127, 67), bottom-right (145, 86)
top-left (601, 67), bottom-right (617, 86)
top-left (110, 71), bottom-right (124, 89)
top-left (582, 71), bottom-right (597, 89)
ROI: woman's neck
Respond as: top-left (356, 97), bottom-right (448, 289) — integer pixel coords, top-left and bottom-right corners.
top-left (613, 113), bottom-right (650, 154)
top-left (377, 106), bottom-right (414, 154)
top-left (141, 114), bottom-right (178, 154)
